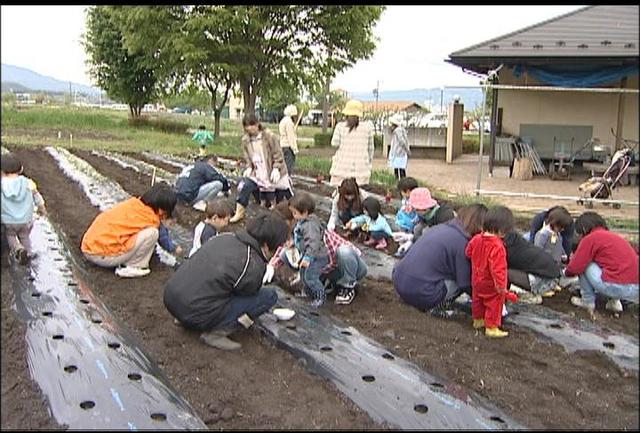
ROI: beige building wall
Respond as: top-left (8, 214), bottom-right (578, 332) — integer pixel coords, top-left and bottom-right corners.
top-left (496, 68), bottom-right (638, 145)
top-left (228, 93), bottom-right (244, 121)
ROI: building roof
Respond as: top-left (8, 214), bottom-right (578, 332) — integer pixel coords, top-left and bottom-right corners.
top-left (448, 6), bottom-right (639, 73)
top-left (362, 101), bottom-right (422, 112)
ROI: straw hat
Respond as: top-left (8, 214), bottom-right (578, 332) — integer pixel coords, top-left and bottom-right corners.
top-left (342, 99), bottom-right (363, 117)
top-left (389, 114), bottom-right (403, 126)
top-left (284, 104), bottom-right (298, 116)
top-left (409, 187), bottom-right (438, 211)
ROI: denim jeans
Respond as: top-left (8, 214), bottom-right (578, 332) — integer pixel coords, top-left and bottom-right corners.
top-left (236, 177), bottom-right (259, 207)
top-left (323, 245), bottom-right (368, 289)
top-left (578, 262), bottom-right (639, 307)
top-left (216, 286), bottom-right (278, 330)
top-left (283, 147), bottom-right (296, 175)
top-left (301, 255), bottom-right (330, 302)
top-left (194, 180), bottom-right (223, 204)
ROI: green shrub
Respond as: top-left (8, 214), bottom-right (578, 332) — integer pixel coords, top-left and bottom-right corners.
top-left (313, 132), bottom-right (333, 147)
top-left (374, 134), bottom-right (383, 149)
top-left (128, 116), bottom-right (189, 135)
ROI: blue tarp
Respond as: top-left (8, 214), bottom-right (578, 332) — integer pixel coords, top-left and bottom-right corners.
top-left (513, 64), bottom-right (639, 87)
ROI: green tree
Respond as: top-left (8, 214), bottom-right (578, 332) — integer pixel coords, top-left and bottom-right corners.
top-left (113, 6), bottom-right (234, 137)
top-left (83, 6), bottom-right (156, 118)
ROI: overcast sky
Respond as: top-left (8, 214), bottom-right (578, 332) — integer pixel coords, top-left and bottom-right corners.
top-left (1, 5), bottom-right (585, 91)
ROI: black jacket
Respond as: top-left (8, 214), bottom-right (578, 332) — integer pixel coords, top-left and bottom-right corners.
top-left (503, 231), bottom-right (561, 279)
top-left (164, 230), bottom-right (267, 331)
top-left (176, 160), bottom-right (230, 204)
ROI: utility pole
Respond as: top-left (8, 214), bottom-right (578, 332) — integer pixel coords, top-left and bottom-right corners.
top-left (440, 86), bottom-right (444, 113)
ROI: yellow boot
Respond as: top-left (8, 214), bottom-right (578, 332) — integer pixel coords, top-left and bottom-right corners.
top-left (472, 319), bottom-right (485, 329)
top-left (485, 327), bottom-right (509, 338)
top-left (229, 203), bottom-right (246, 223)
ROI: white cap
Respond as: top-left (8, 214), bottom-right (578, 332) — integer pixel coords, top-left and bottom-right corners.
top-left (284, 104), bottom-right (298, 116)
top-left (389, 114), bottom-right (403, 126)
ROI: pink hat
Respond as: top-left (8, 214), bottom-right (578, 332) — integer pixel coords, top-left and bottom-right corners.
top-left (409, 187), bottom-right (437, 211)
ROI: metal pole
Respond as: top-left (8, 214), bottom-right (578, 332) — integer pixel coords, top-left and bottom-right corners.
top-left (474, 82), bottom-right (488, 196)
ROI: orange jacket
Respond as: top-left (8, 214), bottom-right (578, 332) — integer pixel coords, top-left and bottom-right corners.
top-left (81, 198), bottom-right (160, 256)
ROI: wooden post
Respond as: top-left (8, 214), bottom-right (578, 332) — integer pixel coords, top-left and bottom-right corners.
top-left (615, 77), bottom-right (627, 150)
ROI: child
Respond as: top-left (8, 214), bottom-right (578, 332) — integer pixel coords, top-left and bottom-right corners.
top-left (189, 199), bottom-right (233, 257)
top-left (192, 125), bottom-right (214, 157)
top-left (267, 200), bottom-right (367, 305)
top-left (1, 155), bottom-right (47, 265)
top-left (465, 206), bottom-right (515, 338)
top-left (393, 177), bottom-right (420, 257)
top-left (534, 206), bottom-right (573, 266)
top-left (158, 214), bottom-right (183, 258)
top-left (388, 114), bottom-right (410, 180)
top-left (289, 193), bottom-right (330, 308)
top-left (409, 187), bottom-right (455, 241)
top-left (346, 196), bottom-right (393, 250)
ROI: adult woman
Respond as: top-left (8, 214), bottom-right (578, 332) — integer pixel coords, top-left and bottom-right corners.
top-left (279, 104), bottom-right (299, 175)
top-left (388, 114), bottom-right (410, 180)
top-left (329, 100), bottom-right (375, 187)
top-left (81, 183), bottom-right (177, 278)
top-left (393, 204), bottom-right (488, 317)
top-left (566, 211), bottom-right (638, 315)
top-left (230, 114), bottom-right (290, 223)
top-left (327, 177), bottom-right (370, 232)
top-left (164, 212), bottom-right (289, 350)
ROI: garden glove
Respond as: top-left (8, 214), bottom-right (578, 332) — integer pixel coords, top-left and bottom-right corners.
top-left (262, 264), bottom-right (275, 284)
top-left (327, 219), bottom-right (336, 232)
top-left (270, 168), bottom-right (281, 184)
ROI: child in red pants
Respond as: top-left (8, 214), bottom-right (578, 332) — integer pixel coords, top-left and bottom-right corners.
top-left (465, 206), bottom-right (515, 338)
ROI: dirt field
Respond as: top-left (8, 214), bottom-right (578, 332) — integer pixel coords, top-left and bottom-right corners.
top-left (1, 146), bottom-right (638, 430)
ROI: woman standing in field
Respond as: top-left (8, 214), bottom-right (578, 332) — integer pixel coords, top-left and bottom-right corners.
top-left (329, 100), bottom-right (375, 187)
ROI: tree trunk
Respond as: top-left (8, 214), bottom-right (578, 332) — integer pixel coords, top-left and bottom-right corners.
top-left (241, 80), bottom-right (256, 117)
top-left (322, 75), bottom-right (330, 134)
top-left (211, 92), bottom-right (219, 138)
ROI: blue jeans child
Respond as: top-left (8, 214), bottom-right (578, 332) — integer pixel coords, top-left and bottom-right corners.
top-left (301, 255), bottom-right (330, 306)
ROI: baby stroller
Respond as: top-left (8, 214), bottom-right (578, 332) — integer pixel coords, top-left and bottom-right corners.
top-left (577, 146), bottom-right (635, 209)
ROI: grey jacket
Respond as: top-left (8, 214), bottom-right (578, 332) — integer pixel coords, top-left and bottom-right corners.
top-left (294, 214), bottom-right (328, 262)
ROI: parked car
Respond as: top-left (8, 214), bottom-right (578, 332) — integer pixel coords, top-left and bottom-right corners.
top-left (172, 106), bottom-right (191, 114)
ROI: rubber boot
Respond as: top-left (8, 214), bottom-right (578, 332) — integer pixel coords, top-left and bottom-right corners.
top-left (229, 203), bottom-right (246, 223)
top-left (485, 327), bottom-right (509, 338)
top-left (200, 329), bottom-right (242, 350)
top-left (472, 319), bottom-right (485, 329)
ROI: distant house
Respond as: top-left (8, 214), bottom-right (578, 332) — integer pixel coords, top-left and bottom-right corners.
top-left (362, 101), bottom-right (423, 115)
top-left (447, 5), bottom-right (639, 162)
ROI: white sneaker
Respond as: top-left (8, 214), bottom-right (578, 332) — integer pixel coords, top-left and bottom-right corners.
top-left (570, 296), bottom-right (595, 311)
top-left (605, 299), bottom-right (623, 313)
top-left (518, 292), bottom-right (543, 305)
top-left (509, 284), bottom-right (527, 295)
top-left (115, 266), bottom-right (151, 278)
top-left (192, 200), bottom-right (207, 211)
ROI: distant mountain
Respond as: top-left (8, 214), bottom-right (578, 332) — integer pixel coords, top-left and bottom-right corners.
top-left (1, 64), bottom-right (101, 96)
top-left (348, 87), bottom-right (484, 111)
top-left (1, 81), bottom-right (31, 93)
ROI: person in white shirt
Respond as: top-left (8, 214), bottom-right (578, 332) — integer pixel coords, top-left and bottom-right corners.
top-left (279, 104), bottom-right (299, 175)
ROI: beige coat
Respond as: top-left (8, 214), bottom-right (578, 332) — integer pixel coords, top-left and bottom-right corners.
top-left (241, 128), bottom-right (287, 177)
top-left (329, 120), bottom-right (375, 186)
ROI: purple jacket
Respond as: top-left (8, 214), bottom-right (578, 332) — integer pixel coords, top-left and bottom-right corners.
top-left (393, 219), bottom-right (471, 310)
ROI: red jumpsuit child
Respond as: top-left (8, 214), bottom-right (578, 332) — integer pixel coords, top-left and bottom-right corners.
top-left (465, 233), bottom-right (509, 338)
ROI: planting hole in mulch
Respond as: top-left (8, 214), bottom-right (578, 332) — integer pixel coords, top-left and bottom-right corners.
top-left (549, 323), bottom-right (563, 329)
top-left (79, 299), bottom-right (90, 304)
top-left (341, 330), bottom-right (352, 336)
top-left (490, 416), bottom-right (506, 423)
top-left (107, 342), bottom-right (121, 349)
top-left (91, 318), bottom-right (103, 324)
top-left (414, 404), bottom-right (428, 414)
top-left (31, 292), bottom-right (41, 298)
top-left (320, 346), bottom-right (333, 352)
top-left (603, 342), bottom-right (615, 349)
top-left (42, 311), bottom-right (53, 317)
top-left (382, 353), bottom-right (395, 360)
top-left (150, 413), bottom-right (167, 421)
top-left (362, 375), bottom-right (375, 383)
top-left (128, 373), bottom-right (142, 381)
top-left (52, 334), bottom-right (64, 340)
top-left (79, 401), bottom-right (95, 410)
top-left (430, 382), bottom-right (445, 388)
top-left (64, 365), bottom-right (78, 373)
top-left (286, 324), bottom-right (297, 330)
